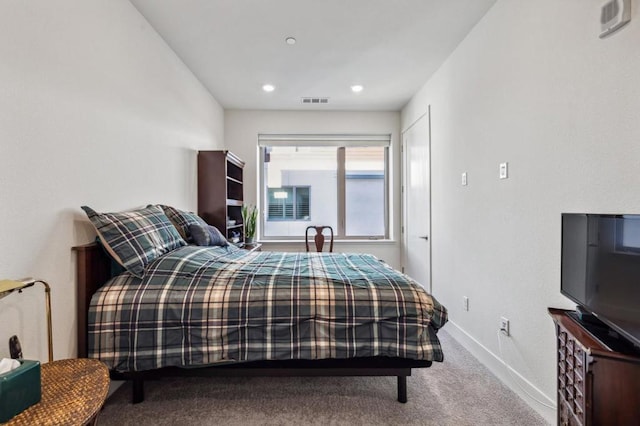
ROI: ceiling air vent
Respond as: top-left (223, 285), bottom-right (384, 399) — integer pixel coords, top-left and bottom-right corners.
top-left (302, 97), bottom-right (329, 104)
top-left (600, 0), bottom-right (631, 38)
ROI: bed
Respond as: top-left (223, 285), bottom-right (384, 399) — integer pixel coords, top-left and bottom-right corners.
top-left (74, 205), bottom-right (447, 404)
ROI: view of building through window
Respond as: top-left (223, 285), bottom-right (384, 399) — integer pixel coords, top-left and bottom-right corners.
top-left (267, 186), bottom-right (310, 220)
top-left (262, 143), bottom-right (387, 239)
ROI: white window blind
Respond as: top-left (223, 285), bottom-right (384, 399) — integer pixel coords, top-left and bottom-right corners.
top-left (258, 134), bottom-right (391, 147)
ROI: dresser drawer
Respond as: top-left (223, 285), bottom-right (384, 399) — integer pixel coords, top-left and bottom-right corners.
top-left (556, 324), bottom-right (586, 426)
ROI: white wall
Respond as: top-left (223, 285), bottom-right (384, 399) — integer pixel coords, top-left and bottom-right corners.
top-left (0, 1), bottom-right (224, 361)
top-left (402, 0), bottom-right (640, 422)
top-left (225, 110), bottom-right (401, 268)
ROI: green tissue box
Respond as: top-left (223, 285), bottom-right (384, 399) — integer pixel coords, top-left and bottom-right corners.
top-left (0, 360), bottom-right (41, 423)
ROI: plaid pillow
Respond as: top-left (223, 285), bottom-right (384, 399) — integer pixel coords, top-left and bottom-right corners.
top-left (157, 205), bottom-right (208, 243)
top-left (188, 223), bottom-right (228, 247)
top-left (81, 205), bottom-right (186, 277)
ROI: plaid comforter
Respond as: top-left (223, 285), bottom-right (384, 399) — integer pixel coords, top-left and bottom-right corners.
top-left (89, 246), bottom-right (447, 372)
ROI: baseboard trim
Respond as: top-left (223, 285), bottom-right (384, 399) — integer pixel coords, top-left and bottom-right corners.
top-left (445, 321), bottom-right (556, 425)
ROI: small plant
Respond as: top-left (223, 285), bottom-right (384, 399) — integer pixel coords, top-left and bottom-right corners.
top-left (242, 204), bottom-right (258, 243)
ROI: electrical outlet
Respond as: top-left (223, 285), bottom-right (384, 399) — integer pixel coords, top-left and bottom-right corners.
top-left (499, 162), bottom-right (508, 179)
top-left (463, 296), bottom-right (469, 311)
top-left (500, 317), bottom-right (510, 336)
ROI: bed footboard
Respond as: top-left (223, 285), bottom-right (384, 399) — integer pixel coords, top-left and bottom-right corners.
top-left (128, 373), bottom-right (409, 404)
top-left (110, 358), bottom-right (431, 404)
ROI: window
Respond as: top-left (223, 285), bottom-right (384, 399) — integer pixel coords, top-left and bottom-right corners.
top-left (345, 147), bottom-right (385, 237)
top-left (259, 135), bottom-right (390, 240)
top-left (267, 186), bottom-right (310, 221)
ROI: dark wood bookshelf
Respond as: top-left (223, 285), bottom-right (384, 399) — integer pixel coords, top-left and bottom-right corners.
top-left (197, 151), bottom-right (245, 242)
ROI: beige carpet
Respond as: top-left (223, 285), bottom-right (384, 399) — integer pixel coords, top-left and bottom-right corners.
top-left (99, 331), bottom-right (548, 425)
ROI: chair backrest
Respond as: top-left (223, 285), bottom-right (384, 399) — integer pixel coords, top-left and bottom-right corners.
top-left (305, 226), bottom-right (334, 252)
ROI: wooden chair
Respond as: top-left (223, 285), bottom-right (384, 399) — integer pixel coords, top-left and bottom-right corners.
top-left (305, 226), bottom-right (334, 252)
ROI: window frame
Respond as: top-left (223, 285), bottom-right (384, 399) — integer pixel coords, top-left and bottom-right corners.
top-left (258, 134), bottom-right (390, 241)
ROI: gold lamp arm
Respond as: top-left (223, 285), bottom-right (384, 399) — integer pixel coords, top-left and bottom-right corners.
top-left (35, 280), bottom-right (53, 363)
top-left (0, 278), bottom-right (53, 363)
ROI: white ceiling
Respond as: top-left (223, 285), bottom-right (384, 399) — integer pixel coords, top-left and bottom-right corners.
top-left (130, 0), bottom-right (497, 111)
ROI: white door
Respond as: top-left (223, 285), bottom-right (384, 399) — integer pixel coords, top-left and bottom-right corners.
top-left (402, 108), bottom-right (431, 292)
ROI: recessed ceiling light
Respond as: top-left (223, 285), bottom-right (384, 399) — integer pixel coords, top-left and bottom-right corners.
top-left (285, 37), bottom-right (296, 45)
top-left (262, 84), bottom-right (275, 92)
top-left (351, 85), bottom-right (364, 93)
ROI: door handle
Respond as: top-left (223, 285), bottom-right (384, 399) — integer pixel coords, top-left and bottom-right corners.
top-left (419, 236), bottom-right (429, 240)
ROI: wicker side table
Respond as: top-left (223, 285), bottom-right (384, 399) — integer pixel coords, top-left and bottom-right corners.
top-left (6, 358), bottom-right (109, 426)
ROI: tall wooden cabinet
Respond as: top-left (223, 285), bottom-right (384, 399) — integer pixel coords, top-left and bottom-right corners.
top-left (548, 308), bottom-right (640, 426)
top-left (197, 151), bottom-right (245, 244)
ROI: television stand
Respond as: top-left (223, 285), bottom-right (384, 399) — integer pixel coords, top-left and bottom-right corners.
top-left (549, 308), bottom-right (640, 426)
top-left (566, 311), bottom-right (640, 356)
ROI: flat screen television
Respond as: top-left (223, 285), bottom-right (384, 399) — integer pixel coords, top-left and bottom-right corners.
top-left (561, 213), bottom-right (640, 349)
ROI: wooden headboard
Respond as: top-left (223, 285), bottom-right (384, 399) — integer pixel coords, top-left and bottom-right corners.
top-left (72, 243), bottom-right (111, 358)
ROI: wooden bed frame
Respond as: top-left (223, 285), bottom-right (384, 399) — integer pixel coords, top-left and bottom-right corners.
top-left (73, 243), bottom-right (432, 404)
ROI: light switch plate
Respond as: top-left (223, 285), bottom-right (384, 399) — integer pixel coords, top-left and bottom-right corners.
top-left (499, 162), bottom-right (508, 179)
top-left (461, 172), bottom-right (468, 186)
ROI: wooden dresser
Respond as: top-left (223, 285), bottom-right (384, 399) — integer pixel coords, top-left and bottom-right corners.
top-left (548, 308), bottom-right (640, 425)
